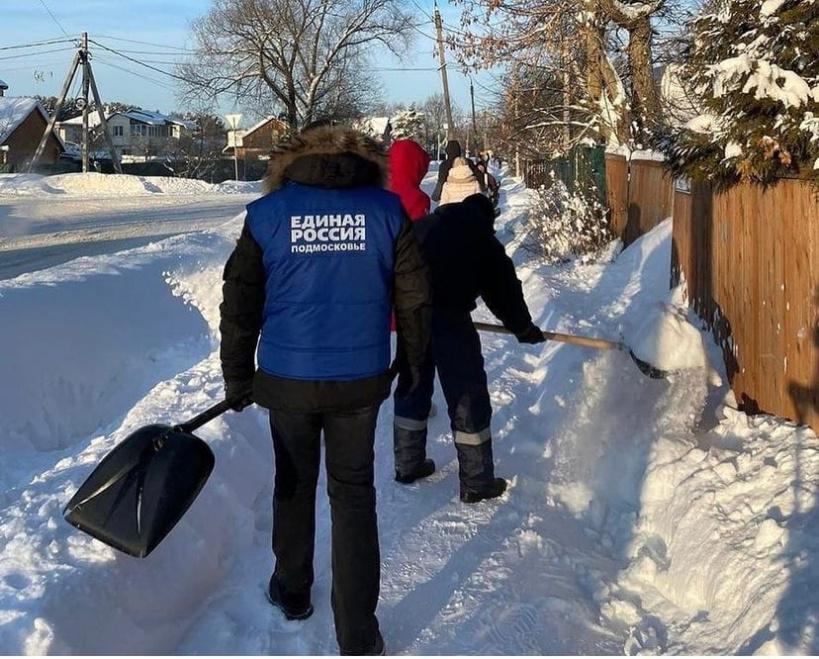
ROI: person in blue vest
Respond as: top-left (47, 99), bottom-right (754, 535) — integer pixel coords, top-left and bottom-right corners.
top-left (393, 193), bottom-right (544, 502)
top-left (219, 123), bottom-right (430, 656)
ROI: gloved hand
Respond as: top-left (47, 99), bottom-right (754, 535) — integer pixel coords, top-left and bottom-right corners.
top-left (515, 323), bottom-right (546, 345)
top-left (395, 365), bottom-right (422, 397)
top-left (225, 379), bottom-right (254, 411)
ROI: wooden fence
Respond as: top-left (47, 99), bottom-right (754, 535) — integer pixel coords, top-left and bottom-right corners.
top-left (604, 155), bottom-right (675, 245)
top-left (603, 153), bottom-right (818, 430)
top-left (672, 179), bottom-right (818, 431)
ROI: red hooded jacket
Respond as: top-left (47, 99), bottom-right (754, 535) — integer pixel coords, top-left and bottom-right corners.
top-left (388, 139), bottom-right (431, 221)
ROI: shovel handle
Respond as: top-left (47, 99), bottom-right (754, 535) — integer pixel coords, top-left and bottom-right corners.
top-left (473, 321), bottom-right (622, 352)
top-left (176, 399), bottom-right (237, 434)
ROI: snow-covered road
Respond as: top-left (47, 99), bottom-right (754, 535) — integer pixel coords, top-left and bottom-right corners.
top-left (0, 194), bottom-right (255, 280)
top-left (1, 170), bottom-right (817, 655)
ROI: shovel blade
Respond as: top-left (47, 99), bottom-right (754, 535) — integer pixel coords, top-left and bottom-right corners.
top-left (629, 350), bottom-right (670, 380)
top-left (64, 423), bottom-right (215, 558)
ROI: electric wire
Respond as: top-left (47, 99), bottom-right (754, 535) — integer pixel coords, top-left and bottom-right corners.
top-left (94, 34), bottom-right (197, 52)
top-left (0, 37), bottom-right (75, 52)
top-left (0, 47), bottom-right (76, 62)
top-left (37, 0), bottom-right (71, 38)
top-left (88, 40), bottom-right (193, 84)
top-left (93, 57), bottom-right (176, 91)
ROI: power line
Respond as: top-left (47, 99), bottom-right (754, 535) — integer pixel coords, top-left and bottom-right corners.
top-left (37, 0), bottom-right (71, 38)
top-left (369, 66), bottom-right (439, 72)
top-left (0, 47), bottom-right (76, 62)
top-left (88, 40), bottom-right (192, 84)
top-left (0, 37), bottom-right (75, 52)
top-left (0, 60), bottom-right (67, 73)
top-left (92, 48), bottom-right (190, 56)
top-left (94, 34), bottom-right (197, 52)
top-left (94, 57), bottom-right (176, 91)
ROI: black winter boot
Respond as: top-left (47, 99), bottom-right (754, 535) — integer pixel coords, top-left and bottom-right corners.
top-left (341, 630), bottom-right (385, 656)
top-left (395, 458), bottom-right (436, 484)
top-left (460, 477), bottom-right (507, 504)
top-left (267, 575), bottom-right (314, 621)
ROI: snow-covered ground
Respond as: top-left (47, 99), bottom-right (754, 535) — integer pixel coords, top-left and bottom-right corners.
top-left (0, 173), bottom-right (260, 280)
top-left (0, 170), bottom-right (817, 655)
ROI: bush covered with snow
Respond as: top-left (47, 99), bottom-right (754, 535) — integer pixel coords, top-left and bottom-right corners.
top-left (523, 176), bottom-right (610, 263)
top-left (662, 0), bottom-right (819, 188)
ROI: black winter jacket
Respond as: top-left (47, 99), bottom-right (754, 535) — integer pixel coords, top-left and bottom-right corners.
top-left (413, 194), bottom-right (533, 334)
top-left (219, 126), bottom-right (431, 412)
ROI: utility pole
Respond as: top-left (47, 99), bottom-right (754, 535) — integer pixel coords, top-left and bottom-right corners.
top-left (514, 94), bottom-right (521, 179)
top-left (30, 33), bottom-right (121, 173)
top-left (80, 32), bottom-right (90, 173)
top-left (470, 78), bottom-right (478, 152)
top-left (433, 1), bottom-right (455, 142)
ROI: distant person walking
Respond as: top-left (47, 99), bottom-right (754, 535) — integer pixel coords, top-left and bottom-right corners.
top-left (440, 157), bottom-right (483, 205)
top-left (388, 138), bottom-right (431, 221)
top-left (475, 158), bottom-right (500, 209)
top-left (219, 124), bottom-right (430, 655)
top-left (431, 139), bottom-right (485, 202)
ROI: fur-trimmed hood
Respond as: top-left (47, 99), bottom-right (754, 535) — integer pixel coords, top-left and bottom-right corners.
top-left (263, 125), bottom-right (388, 194)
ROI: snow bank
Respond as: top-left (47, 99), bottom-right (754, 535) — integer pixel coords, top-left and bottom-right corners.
top-left (626, 299), bottom-right (708, 372)
top-left (608, 407), bottom-right (819, 654)
top-left (0, 213), bottom-right (280, 653)
top-left (0, 230), bottom-right (237, 457)
top-left (0, 173), bottom-right (263, 198)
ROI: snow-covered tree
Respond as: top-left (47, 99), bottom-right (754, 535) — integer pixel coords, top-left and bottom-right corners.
top-left (525, 175), bottom-right (610, 263)
top-left (663, 0), bottom-right (819, 188)
top-left (391, 108), bottom-right (425, 141)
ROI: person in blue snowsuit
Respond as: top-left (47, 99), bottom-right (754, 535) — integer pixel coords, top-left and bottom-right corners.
top-left (219, 125), bottom-right (430, 655)
top-left (393, 193), bottom-right (544, 502)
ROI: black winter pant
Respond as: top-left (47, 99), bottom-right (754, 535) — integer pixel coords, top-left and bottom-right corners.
top-left (393, 309), bottom-right (495, 492)
top-left (269, 407), bottom-right (380, 654)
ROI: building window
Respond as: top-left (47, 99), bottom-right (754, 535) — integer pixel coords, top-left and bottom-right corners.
top-left (113, 125), bottom-right (123, 137)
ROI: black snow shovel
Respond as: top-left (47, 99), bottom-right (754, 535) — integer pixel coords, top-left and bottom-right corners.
top-left (473, 322), bottom-right (668, 379)
top-left (64, 398), bottom-right (237, 558)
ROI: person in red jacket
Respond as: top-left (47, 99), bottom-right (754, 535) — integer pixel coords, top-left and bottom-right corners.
top-left (388, 138), bottom-right (431, 221)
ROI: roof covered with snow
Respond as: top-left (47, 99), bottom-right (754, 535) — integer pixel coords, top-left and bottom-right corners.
top-left (0, 97), bottom-right (47, 145)
top-left (0, 79), bottom-right (8, 91)
top-left (353, 116), bottom-right (391, 138)
top-left (242, 115), bottom-right (284, 137)
top-left (59, 109), bottom-right (198, 132)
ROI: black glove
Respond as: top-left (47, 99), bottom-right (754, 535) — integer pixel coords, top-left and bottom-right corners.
top-left (225, 379), bottom-right (254, 412)
top-left (515, 323), bottom-right (546, 345)
top-left (395, 365), bottom-right (422, 398)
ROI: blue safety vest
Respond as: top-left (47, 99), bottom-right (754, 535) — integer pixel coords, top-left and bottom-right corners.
top-left (246, 182), bottom-right (405, 381)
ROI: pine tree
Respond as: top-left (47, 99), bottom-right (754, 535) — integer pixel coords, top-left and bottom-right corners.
top-left (663, 0), bottom-right (819, 188)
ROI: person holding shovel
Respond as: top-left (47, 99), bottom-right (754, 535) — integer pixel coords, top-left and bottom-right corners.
top-left (392, 192), bottom-right (544, 502)
top-left (219, 123), bottom-right (430, 655)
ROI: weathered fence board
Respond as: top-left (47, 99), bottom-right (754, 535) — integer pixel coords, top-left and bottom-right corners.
top-left (604, 156), bottom-right (674, 246)
top-left (605, 154), bottom-right (628, 238)
top-left (672, 179), bottom-right (819, 431)
top-left (626, 160), bottom-right (675, 246)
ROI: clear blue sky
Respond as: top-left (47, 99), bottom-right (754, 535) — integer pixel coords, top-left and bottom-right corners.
top-left (0, 0), bottom-right (498, 119)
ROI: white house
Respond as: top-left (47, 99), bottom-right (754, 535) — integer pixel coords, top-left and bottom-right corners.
top-left (56, 109), bottom-right (197, 157)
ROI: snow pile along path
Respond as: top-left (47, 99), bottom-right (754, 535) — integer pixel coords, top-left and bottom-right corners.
top-left (0, 168), bottom-right (817, 654)
top-left (0, 173), bottom-right (262, 198)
